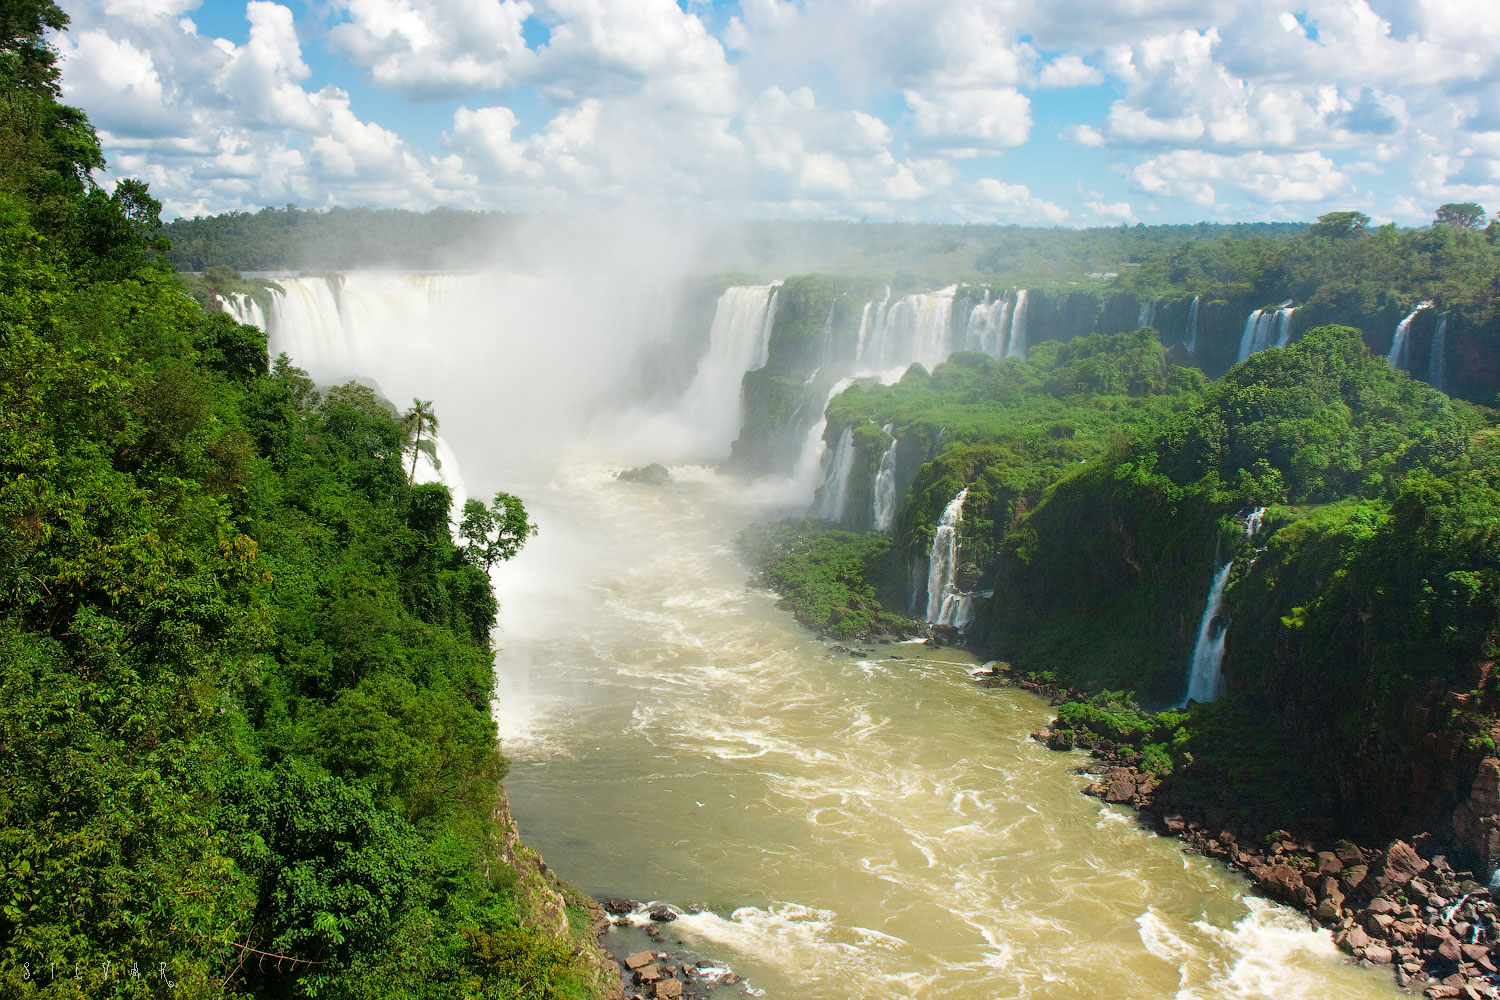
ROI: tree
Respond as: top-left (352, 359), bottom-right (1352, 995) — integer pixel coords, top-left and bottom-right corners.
top-left (1434, 202), bottom-right (1486, 231)
top-left (402, 397), bottom-right (438, 484)
top-left (459, 492), bottom-right (538, 571)
top-left (1308, 211), bottom-right (1369, 240)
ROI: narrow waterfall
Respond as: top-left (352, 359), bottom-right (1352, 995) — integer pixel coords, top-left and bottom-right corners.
top-left (925, 488), bottom-right (968, 623)
top-left (1387, 302), bottom-right (1431, 370)
top-left (1430, 316), bottom-right (1448, 391)
top-left (1182, 562), bottom-right (1233, 705)
top-left (813, 427), bottom-right (855, 521)
top-left (1184, 295), bottom-right (1200, 353)
top-left (872, 425), bottom-right (898, 531)
top-left (857, 286), bottom-right (958, 372)
top-left (1181, 508), bottom-right (1266, 705)
top-left (963, 291), bottom-right (1010, 357)
top-left (1236, 301), bottom-right (1294, 361)
top-left (1005, 289), bottom-right (1030, 359)
top-left (671, 283), bottom-right (781, 455)
top-left (1138, 299), bottom-right (1156, 329)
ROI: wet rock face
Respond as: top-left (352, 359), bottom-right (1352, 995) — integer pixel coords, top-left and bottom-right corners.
top-left (1453, 756), bottom-right (1500, 876)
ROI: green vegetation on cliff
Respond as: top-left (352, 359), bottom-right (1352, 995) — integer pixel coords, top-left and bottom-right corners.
top-left (0, 6), bottom-right (607, 997)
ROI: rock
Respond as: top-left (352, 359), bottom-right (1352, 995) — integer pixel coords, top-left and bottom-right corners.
top-left (1104, 770), bottom-right (1137, 804)
top-left (1367, 897), bottom-right (1400, 915)
top-left (1250, 863), bottom-right (1315, 909)
top-left (1046, 729), bottom-right (1076, 751)
top-left (1364, 945), bottom-right (1394, 964)
top-left (1462, 943), bottom-right (1490, 963)
top-left (1440, 935), bottom-right (1464, 963)
top-left (1425, 987), bottom-right (1460, 999)
top-left (653, 981), bottom-right (683, 1000)
top-left (625, 951), bottom-right (657, 970)
top-left (602, 897), bottom-right (640, 915)
top-left (1334, 840), bottom-right (1365, 865)
top-left (633, 964), bottom-right (663, 984)
top-left (1369, 840), bottom-right (1431, 897)
top-left (1337, 926), bottom-right (1373, 954)
top-left (618, 463), bottom-right (672, 485)
top-left (1339, 864), bottom-right (1369, 897)
top-left (1363, 912), bottom-right (1395, 938)
top-left (649, 905), bottom-right (678, 922)
top-left (1316, 851), bottom-right (1345, 876)
top-left (1164, 815), bottom-right (1186, 834)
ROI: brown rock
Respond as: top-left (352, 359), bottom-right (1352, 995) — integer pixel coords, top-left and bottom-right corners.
top-left (1251, 863), bottom-right (1316, 909)
top-left (1105, 772), bottom-right (1138, 804)
top-left (1339, 864), bottom-right (1369, 896)
top-left (1316, 851), bottom-right (1345, 876)
top-left (1364, 945), bottom-right (1394, 964)
top-left (633, 964), bottom-right (663, 984)
top-left (1454, 758), bottom-right (1500, 875)
top-left (1363, 912), bottom-right (1395, 938)
top-left (1334, 840), bottom-right (1365, 865)
top-left (1424, 987), bottom-right (1460, 999)
top-left (625, 952), bottom-right (656, 971)
top-left (1337, 926), bottom-right (1373, 953)
top-left (653, 981), bottom-right (683, 1000)
top-left (1440, 935), bottom-right (1464, 963)
top-left (1367, 897), bottom-right (1400, 915)
top-left (648, 905), bottom-right (677, 922)
top-left (1370, 840), bottom-right (1431, 897)
top-left (1164, 814), bottom-right (1186, 834)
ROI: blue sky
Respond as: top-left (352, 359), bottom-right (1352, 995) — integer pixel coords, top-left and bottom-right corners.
top-left (52, 0), bottom-right (1500, 225)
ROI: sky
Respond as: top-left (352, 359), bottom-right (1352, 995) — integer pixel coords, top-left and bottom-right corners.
top-left (51, 0), bottom-right (1500, 226)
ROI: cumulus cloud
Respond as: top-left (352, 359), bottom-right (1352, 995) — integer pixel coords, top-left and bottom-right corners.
top-left (1130, 150), bottom-right (1347, 206)
top-left (328, 0), bottom-right (534, 100)
top-left (1038, 54), bottom-right (1103, 88)
top-left (975, 177), bottom-right (1068, 223)
top-left (905, 87), bottom-right (1031, 155)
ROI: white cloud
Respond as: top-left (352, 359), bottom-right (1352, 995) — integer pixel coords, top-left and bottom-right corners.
top-left (1130, 149), bottom-right (1347, 206)
top-left (328, 0), bottom-right (535, 100)
top-left (975, 177), bottom-right (1068, 223)
top-left (905, 87), bottom-right (1031, 154)
top-left (1038, 54), bottom-right (1103, 88)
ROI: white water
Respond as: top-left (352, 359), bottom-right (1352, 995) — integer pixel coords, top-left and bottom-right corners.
top-left (872, 425), bottom-right (898, 531)
top-left (1006, 288), bottom-right (1030, 360)
top-left (857, 285), bottom-right (959, 371)
top-left (1183, 562), bottom-right (1233, 705)
top-left (925, 488), bottom-right (970, 625)
top-left (253, 265), bottom-right (1397, 1000)
top-left (1138, 299), bottom-right (1156, 329)
top-left (217, 291), bottom-right (266, 328)
top-left (1236, 302), bottom-right (1295, 362)
top-left (1429, 317), bottom-right (1448, 391)
top-left (1185, 295), bottom-right (1200, 353)
top-left (813, 427), bottom-right (856, 521)
top-left (961, 289), bottom-right (1028, 359)
top-left (1386, 302), bottom-right (1431, 371)
top-left (674, 283), bottom-right (782, 457)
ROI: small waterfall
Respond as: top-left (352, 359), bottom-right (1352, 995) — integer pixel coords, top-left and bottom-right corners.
top-left (1244, 506), bottom-right (1267, 539)
top-left (1138, 299), bottom-right (1156, 329)
top-left (1005, 289), bottom-right (1030, 359)
top-left (1184, 295), bottom-right (1200, 353)
top-left (1236, 300), bottom-right (1294, 361)
top-left (1182, 562), bottom-right (1233, 705)
top-left (1429, 316), bottom-right (1448, 391)
top-left (925, 488), bottom-right (968, 623)
top-left (217, 292), bottom-right (266, 329)
top-left (872, 425), bottom-right (898, 531)
top-left (813, 427), bottom-right (855, 521)
top-left (1387, 302), bottom-right (1431, 371)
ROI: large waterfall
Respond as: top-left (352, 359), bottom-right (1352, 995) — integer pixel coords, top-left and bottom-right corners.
top-left (925, 488), bottom-right (972, 627)
top-left (1386, 302), bottom-right (1431, 371)
top-left (1184, 295), bottom-right (1200, 353)
top-left (1430, 316), bottom-right (1448, 391)
top-left (855, 286), bottom-right (959, 372)
top-left (960, 289), bottom-right (1031, 359)
top-left (1236, 301), bottom-right (1295, 361)
top-left (676, 284), bottom-right (782, 455)
top-left (872, 426), bottom-right (898, 531)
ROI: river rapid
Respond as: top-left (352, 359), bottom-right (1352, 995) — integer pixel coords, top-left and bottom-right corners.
top-left (492, 462), bottom-right (1398, 1000)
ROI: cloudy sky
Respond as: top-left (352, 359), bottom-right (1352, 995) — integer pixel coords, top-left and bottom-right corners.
top-left (54, 0), bottom-right (1500, 225)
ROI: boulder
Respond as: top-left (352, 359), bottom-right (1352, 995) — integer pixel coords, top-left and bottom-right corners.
top-left (1368, 840), bottom-right (1430, 897)
top-left (1364, 945), bottom-right (1394, 964)
top-left (653, 981), bottom-right (683, 1000)
top-left (1316, 851), bottom-right (1345, 876)
top-left (625, 952), bottom-right (656, 971)
top-left (1250, 863), bottom-right (1315, 909)
top-left (633, 964), bottom-right (663, 984)
top-left (601, 897), bottom-right (639, 915)
top-left (617, 463), bottom-right (672, 485)
top-left (648, 905), bottom-right (678, 922)
top-left (1337, 925), bottom-right (1373, 953)
top-left (1339, 864), bottom-right (1370, 897)
top-left (1104, 770), bottom-right (1137, 804)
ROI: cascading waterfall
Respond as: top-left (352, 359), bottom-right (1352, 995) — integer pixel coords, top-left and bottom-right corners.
top-left (1006, 289), bottom-right (1030, 359)
top-left (788, 377), bottom-right (856, 500)
top-left (925, 488), bottom-right (972, 627)
top-left (961, 289), bottom-right (1020, 358)
top-left (1430, 316), bottom-right (1449, 391)
top-left (217, 292), bottom-right (266, 329)
top-left (1184, 295), bottom-right (1200, 353)
top-left (1236, 301), bottom-right (1295, 361)
top-left (1138, 299), bottom-right (1156, 329)
top-left (1181, 508), bottom-right (1267, 705)
top-left (1387, 302), bottom-right (1431, 370)
top-left (871, 425), bottom-right (898, 531)
top-left (671, 283), bottom-right (782, 456)
top-left (856, 286), bottom-right (958, 372)
top-left (812, 427), bottom-right (855, 521)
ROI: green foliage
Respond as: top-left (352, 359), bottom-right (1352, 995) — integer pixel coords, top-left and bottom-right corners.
top-left (0, 18), bottom-right (594, 999)
top-left (740, 521), bottom-right (915, 639)
top-left (459, 493), bottom-right (539, 572)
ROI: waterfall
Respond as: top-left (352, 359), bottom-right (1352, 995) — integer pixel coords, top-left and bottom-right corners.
top-left (217, 292), bottom-right (266, 329)
top-left (1244, 506), bottom-right (1267, 539)
top-left (1005, 289), bottom-right (1030, 359)
top-left (856, 286), bottom-right (958, 372)
top-left (1387, 302), bottom-right (1431, 371)
top-left (813, 427), bottom-right (855, 521)
top-left (925, 488), bottom-right (968, 624)
top-left (1429, 316), bottom-right (1448, 391)
top-left (1184, 296), bottom-right (1200, 353)
top-left (1138, 299), bottom-right (1156, 329)
top-left (1182, 562), bottom-right (1233, 705)
top-left (1236, 300), bottom-right (1294, 361)
top-left (872, 425), bottom-right (898, 531)
top-left (669, 283), bottom-right (782, 457)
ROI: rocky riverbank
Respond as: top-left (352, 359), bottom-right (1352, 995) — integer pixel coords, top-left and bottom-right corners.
top-left (593, 898), bottom-right (761, 1000)
top-left (1018, 682), bottom-right (1500, 1000)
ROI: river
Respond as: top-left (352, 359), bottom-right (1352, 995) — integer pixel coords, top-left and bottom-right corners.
top-left (492, 462), bottom-right (1399, 1000)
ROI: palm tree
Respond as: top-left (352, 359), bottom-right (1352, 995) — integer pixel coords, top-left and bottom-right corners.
top-left (403, 398), bottom-right (439, 484)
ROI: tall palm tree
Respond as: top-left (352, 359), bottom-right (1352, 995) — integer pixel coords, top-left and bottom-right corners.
top-left (403, 398), bottom-right (439, 484)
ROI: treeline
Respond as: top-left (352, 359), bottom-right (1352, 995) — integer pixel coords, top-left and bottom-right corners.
top-left (750, 325), bottom-right (1500, 849)
top-left (0, 4), bottom-right (607, 997)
